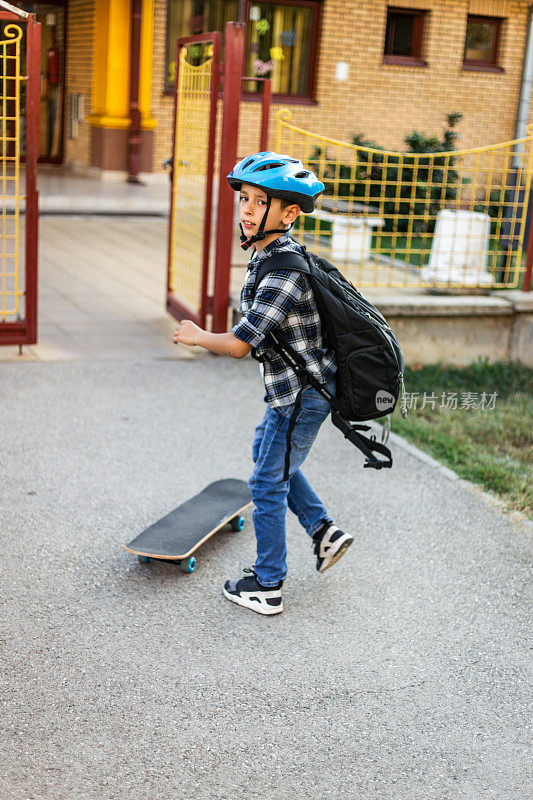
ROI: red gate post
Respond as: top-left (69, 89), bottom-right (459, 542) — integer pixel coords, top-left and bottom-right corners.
top-left (212, 21), bottom-right (245, 333)
top-left (260, 79), bottom-right (271, 152)
top-left (25, 14), bottom-right (40, 343)
top-left (0, 7), bottom-right (40, 347)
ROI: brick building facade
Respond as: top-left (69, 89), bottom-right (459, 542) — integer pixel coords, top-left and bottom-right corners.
top-left (21, 0), bottom-right (533, 176)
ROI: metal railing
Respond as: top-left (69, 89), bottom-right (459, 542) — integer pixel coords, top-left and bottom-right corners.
top-left (276, 109), bottom-right (533, 290)
top-left (0, 5), bottom-right (40, 346)
top-left (0, 22), bottom-right (22, 319)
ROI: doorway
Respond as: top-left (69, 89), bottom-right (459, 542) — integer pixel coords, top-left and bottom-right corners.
top-left (18, 2), bottom-right (66, 162)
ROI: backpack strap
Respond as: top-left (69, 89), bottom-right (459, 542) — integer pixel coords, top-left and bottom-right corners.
top-left (252, 251), bottom-right (310, 292)
top-left (331, 411), bottom-right (393, 470)
top-left (282, 383), bottom-right (306, 481)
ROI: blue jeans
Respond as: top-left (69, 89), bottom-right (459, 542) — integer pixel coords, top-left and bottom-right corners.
top-left (249, 379), bottom-right (335, 586)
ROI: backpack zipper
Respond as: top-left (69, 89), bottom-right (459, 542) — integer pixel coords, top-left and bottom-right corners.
top-left (356, 318), bottom-right (407, 420)
top-left (363, 312), bottom-right (407, 418)
top-left (366, 315), bottom-right (400, 367)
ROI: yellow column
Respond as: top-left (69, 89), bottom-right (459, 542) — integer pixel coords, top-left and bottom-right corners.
top-left (139, 0), bottom-right (157, 131)
top-left (88, 0), bottom-right (132, 130)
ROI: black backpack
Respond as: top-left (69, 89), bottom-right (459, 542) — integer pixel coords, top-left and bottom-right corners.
top-left (252, 248), bottom-right (407, 477)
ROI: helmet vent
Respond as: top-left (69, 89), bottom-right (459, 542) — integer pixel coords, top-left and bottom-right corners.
top-left (294, 171), bottom-right (309, 178)
top-left (253, 162), bottom-right (285, 172)
top-left (241, 158), bottom-right (255, 170)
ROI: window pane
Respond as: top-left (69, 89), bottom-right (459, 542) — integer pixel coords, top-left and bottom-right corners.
top-left (465, 20), bottom-right (497, 63)
top-left (385, 12), bottom-right (415, 57)
top-left (166, 0), bottom-right (238, 88)
top-left (245, 3), bottom-right (314, 96)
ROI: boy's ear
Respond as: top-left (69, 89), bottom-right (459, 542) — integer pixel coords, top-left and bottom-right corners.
top-left (282, 203), bottom-right (301, 224)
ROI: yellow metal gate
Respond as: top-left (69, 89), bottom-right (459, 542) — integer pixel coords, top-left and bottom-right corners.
top-left (166, 33), bottom-right (220, 326)
top-left (276, 110), bottom-right (533, 290)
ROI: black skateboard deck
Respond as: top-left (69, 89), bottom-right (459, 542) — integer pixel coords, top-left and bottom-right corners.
top-left (124, 479), bottom-right (252, 573)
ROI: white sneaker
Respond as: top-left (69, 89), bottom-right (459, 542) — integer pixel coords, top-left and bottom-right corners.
top-left (223, 568), bottom-right (283, 615)
top-left (313, 524), bottom-right (353, 572)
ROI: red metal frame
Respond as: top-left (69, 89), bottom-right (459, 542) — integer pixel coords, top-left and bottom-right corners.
top-left (166, 23), bottom-right (272, 332)
top-left (166, 31), bottom-right (221, 327)
top-left (212, 22), bottom-right (246, 333)
top-left (0, 11), bottom-right (40, 346)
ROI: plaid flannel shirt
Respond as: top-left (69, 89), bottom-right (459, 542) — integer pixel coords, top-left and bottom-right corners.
top-left (232, 233), bottom-right (336, 408)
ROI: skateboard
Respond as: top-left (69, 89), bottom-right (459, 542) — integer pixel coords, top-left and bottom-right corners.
top-left (124, 479), bottom-right (252, 573)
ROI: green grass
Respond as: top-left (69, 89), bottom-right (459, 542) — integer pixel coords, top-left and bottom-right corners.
top-left (391, 359), bottom-right (533, 518)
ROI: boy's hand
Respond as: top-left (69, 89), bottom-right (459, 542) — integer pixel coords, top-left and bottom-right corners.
top-left (173, 320), bottom-right (202, 346)
top-left (172, 324), bottom-right (251, 358)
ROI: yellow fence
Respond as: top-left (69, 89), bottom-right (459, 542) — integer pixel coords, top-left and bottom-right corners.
top-left (168, 45), bottom-right (214, 313)
top-left (276, 109), bottom-right (533, 290)
top-left (0, 23), bottom-right (22, 320)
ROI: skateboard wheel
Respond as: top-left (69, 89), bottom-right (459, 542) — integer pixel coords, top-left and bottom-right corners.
top-left (180, 556), bottom-right (196, 573)
top-left (230, 515), bottom-right (245, 532)
top-left (137, 555), bottom-right (150, 564)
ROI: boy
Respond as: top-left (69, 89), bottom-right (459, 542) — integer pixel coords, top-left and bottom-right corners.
top-left (173, 152), bottom-right (353, 615)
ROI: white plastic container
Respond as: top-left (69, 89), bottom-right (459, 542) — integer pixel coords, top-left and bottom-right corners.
top-left (312, 210), bottom-right (384, 262)
top-left (421, 209), bottom-right (493, 286)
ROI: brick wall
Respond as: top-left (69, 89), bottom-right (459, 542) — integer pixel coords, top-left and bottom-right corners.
top-left (64, 0), bottom-right (94, 168)
top-left (152, 0), bottom-right (173, 170)
top-left (151, 0), bottom-right (532, 173)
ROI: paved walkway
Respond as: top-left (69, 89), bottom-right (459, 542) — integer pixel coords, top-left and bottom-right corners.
top-left (0, 213), bottom-right (531, 799)
top-left (6, 169), bottom-right (523, 369)
top-left (1, 357), bottom-right (531, 800)
top-left (29, 166), bottom-right (171, 215)
top-left (2, 216), bottom-right (205, 362)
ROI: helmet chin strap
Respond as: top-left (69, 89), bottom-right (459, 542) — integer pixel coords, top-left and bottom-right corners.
top-left (240, 195), bottom-right (292, 251)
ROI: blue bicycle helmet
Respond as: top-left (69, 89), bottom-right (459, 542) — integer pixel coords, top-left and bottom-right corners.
top-left (227, 151), bottom-right (324, 249)
top-left (227, 151), bottom-right (324, 213)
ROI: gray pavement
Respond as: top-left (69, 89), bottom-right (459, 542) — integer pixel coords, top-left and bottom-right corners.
top-left (0, 214), bottom-right (249, 364)
top-left (1, 215), bottom-right (532, 799)
top-left (1, 355), bottom-right (532, 800)
top-left (30, 166), bottom-right (171, 215)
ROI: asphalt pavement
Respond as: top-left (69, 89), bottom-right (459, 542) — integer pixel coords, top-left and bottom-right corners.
top-left (1, 353), bottom-right (531, 800)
